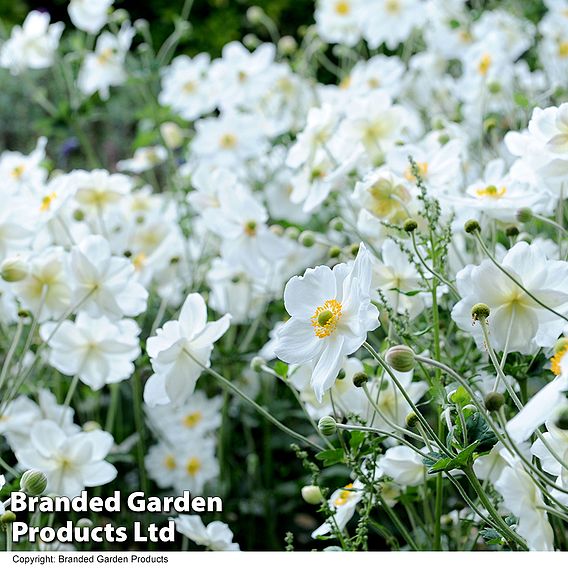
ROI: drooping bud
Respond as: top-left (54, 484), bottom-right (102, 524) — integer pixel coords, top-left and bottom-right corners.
top-left (352, 372), bottom-right (369, 388)
top-left (1, 257), bottom-right (28, 282)
top-left (301, 485), bottom-right (323, 505)
top-left (505, 225), bottom-right (519, 238)
top-left (318, 416), bottom-right (337, 437)
top-left (385, 345), bottom-right (416, 373)
top-left (250, 356), bottom-right (266, 373)
top-left (0, 511), bottom-right (16, 524)
top-left (246, 6), bottom-right (264, 24)
top-left (464, 219), bottom-right (481, 234)
top-left (484, 392), bottom-right (505, 412)
top-left (403, 218), bottom-right (418, 233)
top-left (405, 412), bottom-right (419, 428)
top-left (471, 303), bottom-right (490, 322)
top-left (516, 208), bottom-right (533, 223)
top-left (20, 470), bottom-right (48, 496)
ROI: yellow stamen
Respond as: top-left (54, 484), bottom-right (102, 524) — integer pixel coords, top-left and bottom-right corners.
top-left (558, 41), bottom-right (568, 58)
top-left (244, 220), bottom-right (257, 237)
top-left (11, 165), bottom-right (25, 179)
top-left (333, 483), bottom-right (354, 506)
top-left (311, 299), bottom-right (342, 339)
top-left (335, 1), bottom-right (350, 15)
top-left (183, 80), bottom-right (197, 93)
top-left (40, 192), bottom-right (57, 212)
top-left (404, 162), bottom-right (428, 182)
top-left (478, 53), bottom-right (492, 76)
top-left (164, 455), bottom-right (177, 470)
top-left (385, 0), bottom-right (401, 14)
top-left (132, 252), bottom-right (146, 271)
top-left (183, 411), bottom-right (203, 428)
top-left (186, 457), bottom-right (201, 476)
top-left (219, 133), bottom-right (237, 150)
top-left (475, 185), bottom-right (507, 199)
top-left (551, 345), bottom-right (568, 376)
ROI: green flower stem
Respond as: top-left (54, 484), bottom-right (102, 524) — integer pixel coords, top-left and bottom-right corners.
top-left (410, 232), bottom-right (459, 298)
top-left (188, 353), bottom-right (325, 452)
top-left (363, 342), bottom-right (454, 458)
top-left (62, 374), bottom-right (80, 411)
top-left (533, 213), bottom-right (568, 236)
top-left (463, 465), bottom-right (528, 550)
top-left (0, 317), bottom-right (24, 397)
top-left (473, 232), bottom-right (568, 323)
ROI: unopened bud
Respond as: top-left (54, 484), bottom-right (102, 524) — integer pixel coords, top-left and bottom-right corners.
top-left (385, 345), bottom-right (416, 373)
top-left (403, 218), bottom-right (418, 233)
top-left (1, 511), bottom-right (16, 524)
top-left (1, 257), bottom-right (28, 282)
top-left (471, 303), bottom-right (490, 321)
top-left (505, 225), bottom-right (519, 238)
top-left (516, 208), bottom-right (533, 223)
top-left (250, 356), bottom-right (265, 373)
top-left (318, 416), bottom-right (337, 437)
top-left (278, 36), bottom-right (297, 55)
top-left (329, 245), bottom-right (341, 259)
top-left (285, 226), bottom-right (300, 240)
top-left (246, 6), bottom-right (264, 24)
top-left (330, 218), bottom-right (344, 232)
top-left (464, 219), bottom-right (480, 234)
top-left (350, 243), bottom-right (360, 256)
top-left (77, 518), bottom-right (94, 528)
top-left (336, 369), bottom-right (346, 380)
top-left (20, 470), bottom-right (48, 496)
top-left (299, 231), bottom-right (316, 247)
top-left (160, 122), bottom-right (184, 150)
top-left (301, 485), bottom-right (323, 505)
top-left (405, 412), bottom-right (419, 428)
top-left (352, 372), bottom-right (369, 388)
top-left (484, 392), bottom-right (505, 412)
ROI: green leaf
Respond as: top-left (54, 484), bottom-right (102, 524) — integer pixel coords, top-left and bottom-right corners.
top-left (389, 288), bottom-right (423, 297)
top-left (427, 441), bottom-right (479, 473)
top-left (349, 430), bottom-right (365, 451)
top-left (450, 386), bottom-right (471, 407)
top-left (315, 448), bottom-right (345, 467)
top-left (464, 412), bottom-right (498, 452)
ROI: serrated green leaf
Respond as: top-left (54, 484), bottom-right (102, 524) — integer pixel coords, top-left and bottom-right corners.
top-left (427, 441), bottom-right (479, 473)
top-left (273, 361), bottom-right (288, 378)
top-left (315, 448), bottom-right (345, 467)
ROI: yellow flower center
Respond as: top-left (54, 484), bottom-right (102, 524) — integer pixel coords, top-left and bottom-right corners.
top-left (11, 165), bottom-right (25, 179)
top-left (558, 41), bottom-right (568, 58)
top-left (335, 1), bottom-right (350, 15)
top-left (551, 345), bottom-right (568, 376)
top-left (339, 75), bottom-right (352, 90)
top-left (132, 252), bottom-right (146, 271)
top-left (186, 457), bottom-right (202, 476)
top-left (97, 47), bottom-right (115, 65)
top-left (478, 53), bottom-right (492, 76)
top-left (334, 483), bottom-right (354, 506)
top-left (385, 0), bottom-right (401, 14)
top-left (164, 455), bottom-right (177, 470)
top-left (183, 411), bottom-right (203, 428)
top-left (367, 77), bottom-right (381, 89)
top-left (219, 133), bottom-right (237, 150)
top-left (311, 299), bottom-right (342, 338)
top-left (475, 185), bottom-right (507, 199)
top-left (183, 80), bottom-right (197, 93)
top-left (405, 161), bottom-right (429, 182)
top-left (40, 192), bottom-right (57, 212)
top-left (244, 220), bottom-right (257, 237)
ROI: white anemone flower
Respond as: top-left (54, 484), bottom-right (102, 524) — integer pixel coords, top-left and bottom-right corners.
top-left (274, 243), bottom-right (379, 402)
top-left (452, 242), bottom-right (568, 355)
top-left (16, 420), bottom-right (117, 498)
top-left (144, 293), bottom-right (231, 406)
top-left (379, 445), bottom-right (427, 487)
top-left (174, 515), bottom-right (239, 551)
top-left (68, 0), bottom-right (114, 35)
top-left (40, 313), bottom-right (140, 390)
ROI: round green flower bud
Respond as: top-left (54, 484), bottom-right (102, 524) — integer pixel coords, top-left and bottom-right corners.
top-left (471, 303), bottom-right (490, 322)
top-left (329, 245), bottom-right (341, 259)
top-left (243, 34), bottom-right (260, 49)
top-left (301, 485), bottom-right (323, 505)
top-left (77, 518), bottom-right (94, 528)
top-left (250, 356), bottom-right (266, 373)
top-left (516, 208), bottom-right (533, 223)
top-left (403, 218), bottom-right (418, 233)
top-left (299, 231), bottom-right (316, 247)
top-left (385, 345), bottom-right (416, 373)
top-left (405, 412), bottom-right (419, 428)
top-left (17, 309), bottom-right (31, 319)
top-left (318, 416), bottom-right (337, 437)
top-left (464, 219), bottom-right (481, 234)
top-left (83, 421), bottom-right (101, 432)
top-left (505, 225), bottom-right (519, 238)
top-left (1, 511), bottom-right (16, 524)
top-left (20, 470), bottom-right (48, 496)
top-left (285, 226), bottom-right (300, 240)
top-left (270, 224), bottom-right (284, 236)
top-left (350, 243), bottom-right (360, 256)
top-left (73, 209), bottom-right (85, 222)
top-left (336, 368), bottom-right (346, 380)
top-left (278, 36), bottom-right (297, 55)
top-left (1, 257), bottom-right (28, 282)
top-left (246, 6), bottom-right (264, 24)
top-left (330, 217), bottom-right (344, 232)
top-left (484, 392), bottom-right (505, 412)
top-left (488, 81), bottom-right (501, 94)
top-left (352, 372), bottom-right (369, 388)
top-left (555, 408), bottom-right (568, 430)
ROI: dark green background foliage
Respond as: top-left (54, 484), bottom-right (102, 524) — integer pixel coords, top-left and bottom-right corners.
top-left (0, 0), bottom-right (314, 56)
